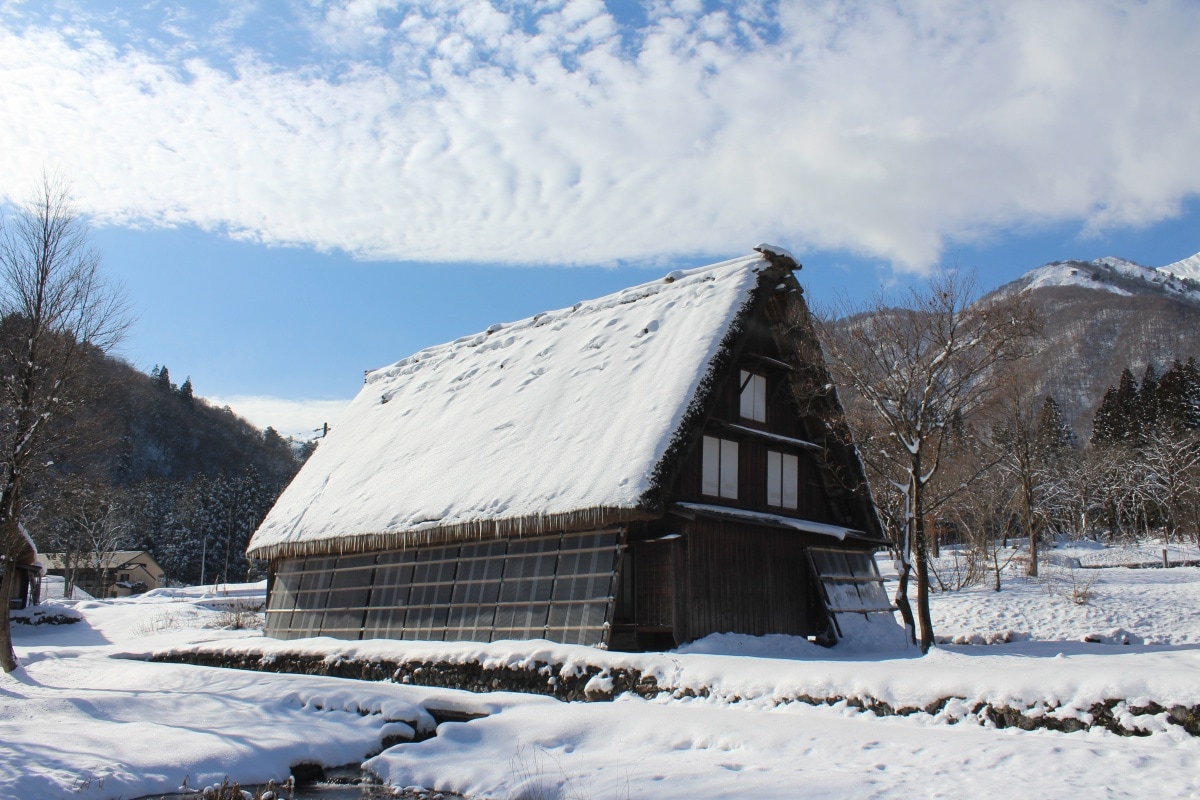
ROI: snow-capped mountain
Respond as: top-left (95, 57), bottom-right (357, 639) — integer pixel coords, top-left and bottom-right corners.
top-left (1008, 254), bottom-right (1200, 304)
top-left (1161, 251), bottom-right (1200, 283)
top-left (984, 250), bottom-right (1200, 436)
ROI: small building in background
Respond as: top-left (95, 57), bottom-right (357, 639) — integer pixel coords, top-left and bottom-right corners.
top-left (247, 247), bottom-right (896, 650)
top-left (9, 525), bottom-right (43, 610)
top-left (41, 550), bottom-right (165, 598)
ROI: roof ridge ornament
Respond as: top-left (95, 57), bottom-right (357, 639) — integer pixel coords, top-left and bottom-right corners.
top-left (753, 243), bottom-right (801, 272)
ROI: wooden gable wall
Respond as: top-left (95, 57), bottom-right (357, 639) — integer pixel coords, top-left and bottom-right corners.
top-left (668, 295), bottom-right (838, 525)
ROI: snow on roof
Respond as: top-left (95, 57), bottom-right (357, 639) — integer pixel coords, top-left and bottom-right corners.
top-left (673, 503), bottom-right (866, 541)
top-left (753, 242), bottom-right (797, 263)
top-left (13, 522), bottom-right (38, 565)
top-left (248, 253), bottom-right (774, 559)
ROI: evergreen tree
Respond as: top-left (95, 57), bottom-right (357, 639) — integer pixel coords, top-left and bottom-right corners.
top-left (1091, 386), bottom-right (1121, 445)
top-left (1185, 357), bottom-right (1200, 429)
top-left (1155, 358), bottom-right (1200, 432)
top-left (154, 364), bottom-right (173, 392)
top-left (178, 376), bottom-right (194, 405)
top-left (1092, 368), bottom-right (1145, 445)
top-left (1035, 396), bottom-right (1077, 459)
top-left (1156, 360), bottom-right (1191, 431)
top-left (1138, 363), bottom-right (1161, 436)
top-left (1114, 368), bottom-right (1140, 442)
top-left (263, 426), bottom-right (290, 455)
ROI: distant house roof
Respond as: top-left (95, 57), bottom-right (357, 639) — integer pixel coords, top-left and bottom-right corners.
top-left (14, 523), bottom-right (39, 569)
top-left (248, 250), bottom-right (795, 561)
top-left (41, 550), bottom-right (163, 575)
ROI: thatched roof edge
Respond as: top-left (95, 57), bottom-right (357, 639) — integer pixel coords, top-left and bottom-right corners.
top-left (247, 506), bottom-right (655, 561)
top-left (765, 271), bottom-right (888, 542)
top-left (636, 258), bottom-right (792, 514)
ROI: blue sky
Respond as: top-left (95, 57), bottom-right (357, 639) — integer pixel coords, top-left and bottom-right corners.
top-left (2, 1), bottom-right (1198, 438)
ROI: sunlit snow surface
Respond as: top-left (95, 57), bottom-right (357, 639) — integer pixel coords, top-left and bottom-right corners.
top-left (1161, 251), bottom-right (1200, 282)
top-left (1023, 261), bottom-right (1134, 296)
top-left (249, 255), bottom-right (763, 556)
top-left (4, 554), bottom-right (1200, 799)
top-left (1019, 253), bottom-right (1200, 302)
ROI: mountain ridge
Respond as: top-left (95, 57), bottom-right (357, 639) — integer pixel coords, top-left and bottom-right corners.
top-left (990, 252), bottom-right (1200, 305)
top-left (981, 249), bottom-right (1200, 436)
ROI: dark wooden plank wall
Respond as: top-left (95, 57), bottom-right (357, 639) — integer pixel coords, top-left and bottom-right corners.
top-left (670, 314), bottom-right (837, 523)
top-left (631, 540), bottom-right (674, 629)
top-left (265, 530), bottom-right (623, 646)
top-left (680, 436), bottom-right (834, 520)
top-left (680, 518), bottom-right (819, 640)
top-left (706, 319), bottom-right (806, 440)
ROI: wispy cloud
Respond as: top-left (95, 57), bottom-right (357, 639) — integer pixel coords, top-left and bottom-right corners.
top-left (1, 1), bottom-right (1198, 271)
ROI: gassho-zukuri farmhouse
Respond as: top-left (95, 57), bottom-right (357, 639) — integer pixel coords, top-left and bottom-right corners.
top-left (246, 246), bottom-right (897, 650)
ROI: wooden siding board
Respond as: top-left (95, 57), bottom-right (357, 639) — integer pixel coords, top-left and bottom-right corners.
top-left (632, 540), bottom-right (675, 629)
top-left (682, 519), bottom-right (815, 640)
top-left (669, 302), bottom-right (842, 527)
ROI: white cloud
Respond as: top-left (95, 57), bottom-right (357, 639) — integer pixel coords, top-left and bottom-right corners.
top-left (206, 395), bottom-right (352, 441)
top-left (1, 1), bottom-right (1198, 272)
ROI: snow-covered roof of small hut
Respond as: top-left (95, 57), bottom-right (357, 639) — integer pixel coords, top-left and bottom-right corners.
top-left (14, 522), bottom-right (39, 566)
top-left (248, 250), bottom-right (786, 559)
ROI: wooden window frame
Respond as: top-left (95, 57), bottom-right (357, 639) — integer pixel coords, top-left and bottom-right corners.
top-left (739, 370), bottom-right (767, 423)
top-left (766, 450), bottom-right (799, 510)
top-left (702, 435), bottom-right (739, 499)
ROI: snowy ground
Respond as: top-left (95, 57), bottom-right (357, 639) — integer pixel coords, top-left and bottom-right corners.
top-left (3, 548), bottom-right (1200, 800)
top-left (921, 539), bottom-right (1200, 645)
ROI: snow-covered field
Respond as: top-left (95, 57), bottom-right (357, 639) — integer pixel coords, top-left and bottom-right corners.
top-left (3, 550), bottom-right (1200, 799)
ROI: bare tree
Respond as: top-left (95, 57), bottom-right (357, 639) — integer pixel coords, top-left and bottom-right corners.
top-left (1138, 429), bottom-right (1200, 547)
top-left (36, 477), bottom-right (128, 597)
top-left (0, 174), bottom-right (128, 673)
top-left (988, 370), bottom-right (1077, 576)
top-left (817, 271), bottom-right (1037, 652)
top-left (940, 450), bottom-right (1016, 592)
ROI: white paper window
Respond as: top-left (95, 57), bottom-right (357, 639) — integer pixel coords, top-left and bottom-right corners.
top-left (767, 450), bottom-right (799, 509)
top-left (782, 452), bottom-right (798, 509)
top-left (739, 370), bottom-right (767, 422)
top-left (702, 435), bottom-right (739, 499)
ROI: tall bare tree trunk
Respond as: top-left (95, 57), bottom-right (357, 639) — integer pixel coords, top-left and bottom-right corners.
top-left (912, 480), bottom-right (935, 653)
top-left (893, 557), bottom-right (916, 644)
top-left (1, 483), bottom-right (24, 672)
top-left (1022, 473), bottom-right (1040, 577)
top-left (0, 564), bottom-right (16, 673)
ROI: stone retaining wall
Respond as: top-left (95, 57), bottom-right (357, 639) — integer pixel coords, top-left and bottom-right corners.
top-left (150, 648), bottom-right (1200, 738)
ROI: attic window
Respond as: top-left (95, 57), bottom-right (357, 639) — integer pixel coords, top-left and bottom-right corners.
top-left (767, 450), bottom-right (799, 509)
top-left (702, 436), bottom-right (738, 499)
top-left (739, 370), bottom-right (767, 422)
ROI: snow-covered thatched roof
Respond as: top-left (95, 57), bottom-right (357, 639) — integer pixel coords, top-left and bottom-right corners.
top-left (248, 250), bottom-right (792, 560)
top-left (14, 522), bottom-right (39, 567)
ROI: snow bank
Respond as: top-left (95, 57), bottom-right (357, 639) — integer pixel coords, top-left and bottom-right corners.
top-left (6, 550), bottom-right (1200, 799)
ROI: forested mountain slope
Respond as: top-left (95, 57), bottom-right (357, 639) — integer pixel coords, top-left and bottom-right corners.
top-left (27, 349), bottom-right (305, 587)
top-left (985, 254), bottom-right (1200, 435)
